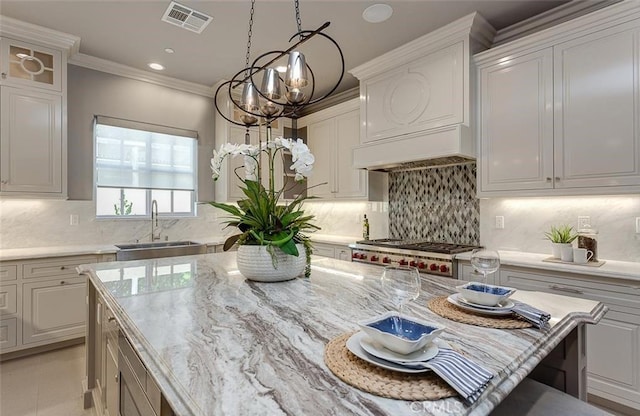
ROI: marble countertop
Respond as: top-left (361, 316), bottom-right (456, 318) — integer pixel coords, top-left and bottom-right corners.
top-left (79, 253), bottom-right (605, 416)
top-left (311, 233), bottom-right (360, 245)
top-left (455, 250), bottom-right (640, 282)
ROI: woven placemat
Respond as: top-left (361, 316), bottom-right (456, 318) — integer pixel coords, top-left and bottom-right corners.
top-left (324, 332), bottom-right (456, 401)
top-left (428, 296), bottom-right (533, 329)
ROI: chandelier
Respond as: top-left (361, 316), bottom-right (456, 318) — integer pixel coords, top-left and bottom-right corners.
top-left (214, 0), bottom-right (345, 131)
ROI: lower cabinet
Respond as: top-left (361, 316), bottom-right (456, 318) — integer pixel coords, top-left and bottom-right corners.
top-left (0, 253), bottom-right (111, 356)
top-left (22, 276), bottom-right (86, 344)
top-left (313, 242), bottom-right (352, 261)
top-left (494, 265), bottom-right (640, 411)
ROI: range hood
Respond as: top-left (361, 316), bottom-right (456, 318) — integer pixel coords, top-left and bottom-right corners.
top-left (352, 124), bottom-right (475, 172)
top-left (349, 12), bottom-right (494, 172)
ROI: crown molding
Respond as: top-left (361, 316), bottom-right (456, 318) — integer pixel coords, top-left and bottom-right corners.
top-left (492, 0), bottom-right (622, 46)
top-left (298, 97), bottom-right (359, 126)
top-left (475, 0), bottom-right (640, 65)
top-left (349, 12), bottom-right (495, 80)
top-left (69, 53), bottom-right (215, 97)
top-left (0, 15), bottom-right (80, 56)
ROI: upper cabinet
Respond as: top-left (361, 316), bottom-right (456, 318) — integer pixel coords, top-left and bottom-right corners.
top-left (476, 2), bottom-right (640, 197)
top-left (0, 18), bottom-right (79, 199)
top-left (299, 99), bottom-right (387, 201)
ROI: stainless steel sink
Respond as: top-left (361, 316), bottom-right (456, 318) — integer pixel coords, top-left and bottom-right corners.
top-left (115, 241), bottom-right (207, 261)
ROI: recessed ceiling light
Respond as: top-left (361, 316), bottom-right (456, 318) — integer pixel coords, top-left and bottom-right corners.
top-left (148, 63), bottom-right (165, 71)
top-left (362, 4), bottom-right (393, 23)
top-left (164, 48), bottom-right (175, 54)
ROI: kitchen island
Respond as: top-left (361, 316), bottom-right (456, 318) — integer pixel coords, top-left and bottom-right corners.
top-left (78, 252), bottom-right (606, 416)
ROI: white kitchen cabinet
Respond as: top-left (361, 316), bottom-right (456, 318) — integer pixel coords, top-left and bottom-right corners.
top-left (496, 265), bottom-right (640, 411)
top-left (22, 276), bottom-right (86, 345)
top-left (476, 3), bottom-right (640, 196)
top-left (457, 261), bottom-right (496, 285)
top-left (300, 99), bottom-right (386, 201)
top-left (313, 242), bottom-right (352, 261)
top-left (0, 253), bottom-right (112, 357)
top-left (0, 28), bottom-right (74, 198)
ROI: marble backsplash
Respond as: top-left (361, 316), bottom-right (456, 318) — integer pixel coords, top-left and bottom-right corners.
top-left (481, 196), bottom-right (640, 263)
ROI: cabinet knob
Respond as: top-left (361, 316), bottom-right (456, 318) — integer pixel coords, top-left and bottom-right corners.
top-left (555, 177), bottom-right (561, 182)
top-left (60, 280), bottom-right (66, 285)
top-left (0, 180), bottom-right (7, 184)
top-left (1, 73), bottom-right (6, 79)
top-left (60, 266), bottom-right (66, 270)
top-left (108, 316), bottom-right (116, 322)
top-left (546, 177), bottom-right (552, 182)
top-left (115, 374), bottom-right (119, 383)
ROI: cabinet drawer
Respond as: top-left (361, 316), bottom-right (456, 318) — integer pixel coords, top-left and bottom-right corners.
top-left (23, 256), bottom-right (99, 279)
top-left (499, 267), bottom-right (640, 309)
top-left (0, 284), bottom-right (17, 316)
top-left (0, 264), bottom-right (18, 281)
top-left (313, 244), bottom-right (335, 258)
top-left (22, 276), bottom-right (86, 344)
top-left (0, 317), bottom-right (17, 349)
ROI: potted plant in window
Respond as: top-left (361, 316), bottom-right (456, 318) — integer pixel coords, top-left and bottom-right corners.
top-left (544, 225), bottom-right (578, 259)
top-left (209, 137), bottom-right (319, 282)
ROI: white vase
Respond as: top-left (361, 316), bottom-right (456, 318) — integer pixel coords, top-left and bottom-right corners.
top-left (551, 242), bottom-right (572, 259)
top-left (236, 244), bottom-right (306, 282)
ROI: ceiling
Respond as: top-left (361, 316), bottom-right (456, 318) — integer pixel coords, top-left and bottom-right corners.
top-left (0, 1), bottom-right (569, 95)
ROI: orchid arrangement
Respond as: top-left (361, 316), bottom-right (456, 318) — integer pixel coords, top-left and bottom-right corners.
top-left (209, 136), bottom-right (319, 277)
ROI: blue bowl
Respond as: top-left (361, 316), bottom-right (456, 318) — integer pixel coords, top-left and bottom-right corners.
top-left (358, 312), bottom-right (444, 355)
top-left (456, 282), bottom-right (516, 306)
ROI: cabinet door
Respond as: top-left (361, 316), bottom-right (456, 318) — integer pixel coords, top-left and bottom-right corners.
top-left (0, 38), bottom-right (62, 91)
top-left (587, 308), bottom-right (640, 409)
top-left (335, 110), bottom-right (367, 199)
top-left (22, 276), bottom-right (86, 345)
top-left (312, 243), bottom-right (335, 258)
top-left (105, 337), bottom-right (119, 416)
top-left (1, 86), bottom-right (63, 194)
top-left (307, 118), bottom-right (335, 198)
top-left (478, 49), bottom-right (554, 192)
top-left (336, 248), bottom-right (351, 262)
top-left (554, 25), bottom-right (640, 188)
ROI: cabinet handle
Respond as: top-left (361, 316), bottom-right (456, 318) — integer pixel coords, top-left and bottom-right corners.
top-left (555, 177), bottom-right (561, 182)
top-left (60, 266), bottom-right (66, 270)
top-left (108, 316), bottom-right (116, 323)
top-left (1, 73), bottom-right (6, 79)
top-left (60, 280), bottom-right (66, 285)
top-left (115, 374), bottom-right (119, 383)
top-left (546, 177), bottom-right (552, 183)
top-left (0, 180), bottom-right (7, 184)
top-left (549, 284), bottom-right (583, 294)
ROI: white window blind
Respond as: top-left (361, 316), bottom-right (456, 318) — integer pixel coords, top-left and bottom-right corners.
top-left (95, 116), bottom-right (197, 191)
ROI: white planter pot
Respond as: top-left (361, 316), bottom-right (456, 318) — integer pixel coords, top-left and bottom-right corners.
top-left (236, 244), bottom-right (306, 282)
top-left (551, 242), bottom-right (572, 259)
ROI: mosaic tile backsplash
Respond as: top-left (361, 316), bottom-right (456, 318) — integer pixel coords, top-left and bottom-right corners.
top-left (389, 163), bottom-right (479, 244)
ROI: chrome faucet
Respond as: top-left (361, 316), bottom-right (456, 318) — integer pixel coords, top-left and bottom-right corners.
top-left (151, 199), bottom-right (161, 242)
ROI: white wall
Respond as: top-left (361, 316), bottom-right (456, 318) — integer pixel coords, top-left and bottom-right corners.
top-left (480, 195), bottom-right (640, 262)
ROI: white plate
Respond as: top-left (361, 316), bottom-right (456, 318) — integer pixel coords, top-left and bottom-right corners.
top-left (360, 334), bottom-right (439, 364)
top-left (447, 294), bottom-right (514, 316)
top-left (454, 293), bottom-right (515, 311)
top-left (346, 332), bottom-right (431, 374)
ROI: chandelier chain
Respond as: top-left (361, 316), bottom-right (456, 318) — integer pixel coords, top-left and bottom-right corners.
top-left (245, 0), bottom-right (256, 73)
top-left (294, 0), bottom-right (303, 40)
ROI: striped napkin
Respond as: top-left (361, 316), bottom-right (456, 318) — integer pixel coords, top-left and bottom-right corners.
top-left (406, 348), bottom-right (494, 404)
top-left (511, 301), bottom-right (551, 329)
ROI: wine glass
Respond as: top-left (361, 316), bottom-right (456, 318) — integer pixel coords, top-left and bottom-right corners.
top-left (381, 265), bottom-right (421, 334)
top-left (470, 249), bottom-right (500, 291)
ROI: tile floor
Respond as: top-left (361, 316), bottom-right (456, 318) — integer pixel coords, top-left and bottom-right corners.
top-left (0, 344), bottom-right (93, 416)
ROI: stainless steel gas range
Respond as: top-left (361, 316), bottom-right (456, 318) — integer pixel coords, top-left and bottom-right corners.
top-left (350, 239), bottom-right (480, 279)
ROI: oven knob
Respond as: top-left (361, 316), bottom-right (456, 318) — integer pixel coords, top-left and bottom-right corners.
top-left (439, 264), bottom-right (449, 273)
top-left (359, 254), bottom-right (368, 260)
top-left (352, 252), bottom-right (360, 259)
top-left (370, 255), bottom-right (379, 262)
top-left (399, 259), bottom-right (408, 266)
top-left (409, 260), bottom-right (417, 267)
top-left (418, 262), bottom-right (426, 269)
top-left (429, 263), bottom-right (438, 271)
top-left (382, 257), bottom-right (391, 264)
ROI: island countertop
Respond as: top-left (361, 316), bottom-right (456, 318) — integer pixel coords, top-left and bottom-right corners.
top-left (78, 253), bottom-right (606, 416)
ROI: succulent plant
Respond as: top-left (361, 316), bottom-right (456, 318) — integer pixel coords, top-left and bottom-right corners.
top-left (544, 225), bottom-right (578, 244)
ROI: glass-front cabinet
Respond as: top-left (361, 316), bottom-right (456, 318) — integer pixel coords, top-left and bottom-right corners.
top-left (0, 38), bottom-right (62, 92)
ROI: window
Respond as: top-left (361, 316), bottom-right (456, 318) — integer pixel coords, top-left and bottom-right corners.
top-left (94, 116), bottom-right (198, 218)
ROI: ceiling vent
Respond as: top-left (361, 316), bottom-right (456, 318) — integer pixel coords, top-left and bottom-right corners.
top-left (161, 1), bottom-right (212, 34)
